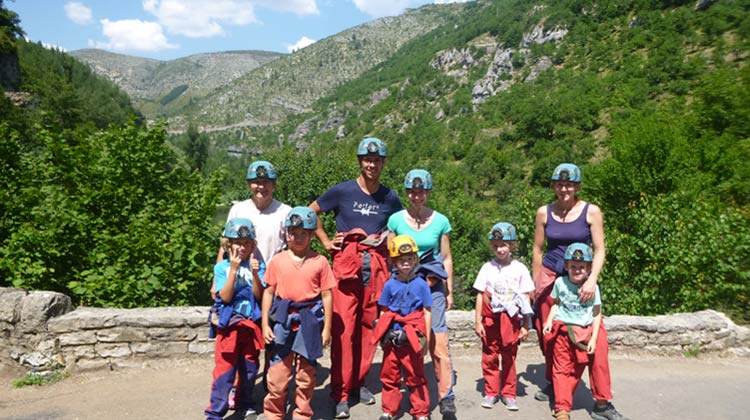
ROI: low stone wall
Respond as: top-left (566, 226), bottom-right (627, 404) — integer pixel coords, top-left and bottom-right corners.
top-left (1, 287), bottom-right (749, 373)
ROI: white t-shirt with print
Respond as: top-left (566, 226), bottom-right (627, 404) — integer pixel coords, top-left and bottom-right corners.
top-left (472, 259), bottom-right (535, 313)
top-left (227, 198), bottom-right (291, 264)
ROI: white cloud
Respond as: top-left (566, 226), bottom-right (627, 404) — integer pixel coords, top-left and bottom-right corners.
top-left (91, 19), bottom-right (178, 52)
top-left (286, 36), bottom-right (316, 52)
top-left (143, 0), bottom-right (318, 38)
top-left (65, 1), bottom-right (93, 25)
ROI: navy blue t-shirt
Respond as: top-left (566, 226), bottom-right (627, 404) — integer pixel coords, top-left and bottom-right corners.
top-left (316, 179), bottom-right (402, 234)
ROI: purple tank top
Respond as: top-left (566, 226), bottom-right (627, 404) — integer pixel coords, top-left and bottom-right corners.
top-left (542, 202), bottom-right (591, 275)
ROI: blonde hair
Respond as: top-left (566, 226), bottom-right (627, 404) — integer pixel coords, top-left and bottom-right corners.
top-left (221, 237), bottom-right (256, 253)
top-left (489, 239), bottom-right (518, 254)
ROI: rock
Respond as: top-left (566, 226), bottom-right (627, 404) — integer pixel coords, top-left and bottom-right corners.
top-left (336, 125), bottom-right (346, 140)
top-left (521, 23), bottom-right (569, 48)
top-left (695, 0), bottom-right (716, 11)
top-left (525, 56), bottom-right (553, 82)
top-left (18, 291), bottom-right (72, 333)
top-left (435, 109), bottom-right (445, 120)
top-left (0, 288), bottom-right (26, 323)
top-left (370, 88), bottom-right (390, 106)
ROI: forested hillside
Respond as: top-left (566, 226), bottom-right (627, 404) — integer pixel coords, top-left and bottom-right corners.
top-left (206, 0), bottom-right (749, 321)
top-left (0, 0), bottom-right (223, 307)
top-left (1, 0), bottom-right (748, 321)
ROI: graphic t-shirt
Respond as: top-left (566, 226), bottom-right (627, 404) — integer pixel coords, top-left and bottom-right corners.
top-left (387, 210), bottom-right (451, 257)
top-left (472, 259), bottom-right (534, 312)
top-left (214, 259), bottom-right (266, 318)
top-left (316, 179), bottom-right (402, 234)
top-left (550, 275), bottom-right (602, 327)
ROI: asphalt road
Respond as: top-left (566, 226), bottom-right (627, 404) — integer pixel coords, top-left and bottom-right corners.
top-left (1, 346), bottom-right (748, 420)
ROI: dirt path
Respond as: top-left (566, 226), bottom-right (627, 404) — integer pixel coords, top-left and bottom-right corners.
top-left (1, 347), bottom-right (748, 420)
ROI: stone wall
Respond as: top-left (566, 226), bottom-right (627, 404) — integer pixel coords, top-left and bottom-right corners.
top-left (1, 287), bottom-right (748, 373)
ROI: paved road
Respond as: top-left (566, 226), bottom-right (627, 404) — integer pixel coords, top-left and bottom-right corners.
top-left (1, 346), bottom-right (748, 420)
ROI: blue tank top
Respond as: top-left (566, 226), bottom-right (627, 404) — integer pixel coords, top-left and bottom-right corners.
top-left (542, 202), bottom-right (591, 275)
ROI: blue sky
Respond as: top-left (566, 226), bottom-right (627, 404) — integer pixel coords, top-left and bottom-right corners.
top-left (9, 0), bottom-right (471, 61)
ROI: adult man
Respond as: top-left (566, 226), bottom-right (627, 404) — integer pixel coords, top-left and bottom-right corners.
top-left (310, 137), bottom-right (403, 419)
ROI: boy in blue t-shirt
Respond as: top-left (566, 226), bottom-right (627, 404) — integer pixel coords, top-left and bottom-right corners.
top-left (542, 243), bottom-right (629, 420)
top-left (205, 218), bottom-right (265, 420)
top-left (373, 235), bottom-right (432, 420)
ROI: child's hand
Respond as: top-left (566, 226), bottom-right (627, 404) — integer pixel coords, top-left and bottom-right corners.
top-left (587, 341), bottom-right (597, 354)
top-left (250, 255), bottom-right (259, 273)
top-left (542, 322), bottom-right (552, 335)
top-left (519, 326), bottom-right (529, 341)
top-left (262, 324), bottom-right (275, 344)
top-left (229, 247), bottom-right (241, 270)
top-left (321, 329), bottom-right (331, 348)
top-left (475, 322), bottom-right (485, 339)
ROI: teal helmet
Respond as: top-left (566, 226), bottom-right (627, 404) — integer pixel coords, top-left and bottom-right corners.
top-left (487, 222), bottom-right (517, 241)
top-left (551, 163), bottom-right (582, 183)
top-left (246, 160), bottom-right (278, 180)
top-left (285, 206), bottom-right (317, 229)
top-left (564, 242), bottom-right (594, 262)
top-left (356, 137), bottom-right (387, 157)
top-left (404, 169), bottom-right (433, 190)
top-left (223, 218), bottom-right (256, 239)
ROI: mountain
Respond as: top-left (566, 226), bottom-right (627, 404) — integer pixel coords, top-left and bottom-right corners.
top-left (172, 2), bottom-right (466, 131)
top-left (207, 0), bottom-right (750, 320)
top-left (69, 48), bottom-right (283, 118)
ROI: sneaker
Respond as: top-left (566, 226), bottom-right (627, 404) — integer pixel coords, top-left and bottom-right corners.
top-left (439, 398), bottom-right (456, 415)
top-left (554, 409), bottom-right (570, 420)
top-left (360, 386), bottom-right (376, 405)
top-left (500, 396), bottom-right (519, 411)
top-left (480, 395), bottom-right (499, 408)
top-left (591, 402), bottom-right (629, 420)
top-left (241, 407), bottom-right (257, 418)
top-left (378, 413), bottom-right (394, 420)
top-left (534, 383), bottom-right (553, 401)
top-left (334, 401), bottom-right (350, 419)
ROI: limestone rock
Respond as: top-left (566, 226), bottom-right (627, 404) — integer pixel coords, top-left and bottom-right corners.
top-left (19, 291), bottom-right (72, 333)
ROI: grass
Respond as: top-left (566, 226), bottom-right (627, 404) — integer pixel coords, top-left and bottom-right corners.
top-left (12, 370), bottom-right (68, 388)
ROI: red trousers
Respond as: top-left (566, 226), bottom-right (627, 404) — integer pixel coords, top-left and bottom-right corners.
top-left (550, 321), bottom-right (613, 412)
top-left (481, 311), bottom-right (522, 398)
top-left (263, 353), bottom-right (316, 420)
top-left (380, 344), bottom-right (429, 417)
top-left (329, 278), bottom-right (380, 402)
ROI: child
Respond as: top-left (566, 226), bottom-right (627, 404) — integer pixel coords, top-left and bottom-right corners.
top-left (372, 235), bottom-right (432, 420)
top-left (472, 222), bottom-right (534, 411)
top-left (261, 206), bottom-right (335, 420)
top-left (206, 218), bottom-right (265, 420)
top-left (542, 243), bottom-right (629, 420)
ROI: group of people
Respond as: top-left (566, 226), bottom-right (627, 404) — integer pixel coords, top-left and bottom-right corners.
top-left (204, 137), bottom-right (629, 420)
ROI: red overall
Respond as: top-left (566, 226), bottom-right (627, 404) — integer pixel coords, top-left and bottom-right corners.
top-left (205, 319), bottom-right (263, 420)
top-left (534, 266), bottom-right (611, 391)
top-left (329, 229), bottom-right (390, 402)
top-left (479, 292), bottom-right (523, 398)
top-left (372, 310), bottom-right (429, 418)
top-left (548, 321), bottom-right (613, 412)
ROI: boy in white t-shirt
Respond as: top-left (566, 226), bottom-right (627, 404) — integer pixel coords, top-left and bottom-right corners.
top-left (473, 222), bottom-right (534, 411)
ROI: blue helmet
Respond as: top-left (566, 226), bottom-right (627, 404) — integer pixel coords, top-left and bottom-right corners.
top-left (356, 137), bottom-right (387, 157)
top-left (487, 222), bottom-right (517, 241)
top-left (564, 242), bottom-right (594, 262)
top-left (285, 206), bottom-right (318, 229)
top-left (404, 169), bottom-right (433, 190)
top-left (223, 218), bottom-right (256, 239)
top-left (246, 160), bottom-right (278, 180)
top-left (551, 163), bottom-right (582, 183)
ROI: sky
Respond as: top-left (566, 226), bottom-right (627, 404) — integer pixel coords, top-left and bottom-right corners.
top-left (9, 0), bottom-right (471, 61)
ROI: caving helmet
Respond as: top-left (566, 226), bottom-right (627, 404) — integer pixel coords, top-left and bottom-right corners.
top-left (404, 169), bottom-right (433, 190)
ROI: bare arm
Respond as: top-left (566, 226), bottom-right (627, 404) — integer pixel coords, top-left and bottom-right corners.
top-left (250, 254), bottom-right (263, 301)
top-left (543, 301), bottom-right (558, 334)
top-left (581, 204), bottom-right (606, 303)
top-left (321, 289), bottom-right (333, 347)
top-left (531, 205), bottom-right (548, 300)
top-left (423, 307), bottom-right (432, 356)
top-left (474, 292), bottom-right (485, 338)
top-left (588, 305), bottom-right (602, 354)
top-left (309, 200), bottom-right (341, 253)
top-left (261, 286), bottom-right (276, 344)
top-left (440, 233), bottom-right (454, 310)
top-left (217, 247), bottom-right (241, 303)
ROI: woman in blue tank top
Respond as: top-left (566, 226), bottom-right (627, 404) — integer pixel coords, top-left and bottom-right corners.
top-left (530, 163), bottom-right (606, 402)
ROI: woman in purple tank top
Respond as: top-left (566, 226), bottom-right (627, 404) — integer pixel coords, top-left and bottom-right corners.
top-left (530, 163), bottom-right (606, 402)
